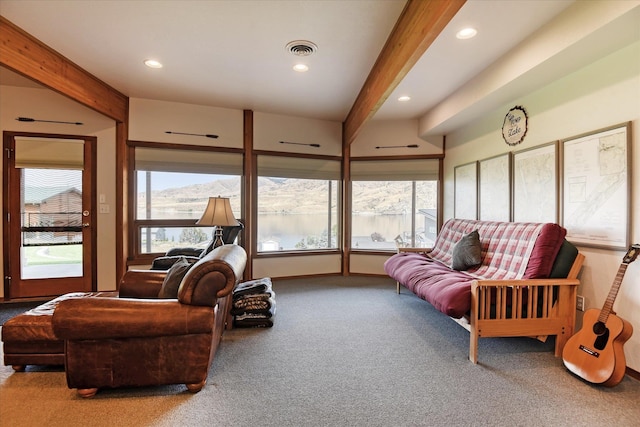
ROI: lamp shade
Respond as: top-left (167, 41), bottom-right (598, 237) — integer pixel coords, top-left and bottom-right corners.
top-left (196, 197), bottom-right (239, 226)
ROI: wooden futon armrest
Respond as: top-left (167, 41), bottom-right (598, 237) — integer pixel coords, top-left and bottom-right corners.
top-left (397, 247), bottom-right (433, 254)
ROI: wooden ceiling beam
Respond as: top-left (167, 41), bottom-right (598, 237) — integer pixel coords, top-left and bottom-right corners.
top-left (343, 0), bottom-right (465, 145)
top-left (0, 16), bottom-right (128, 123)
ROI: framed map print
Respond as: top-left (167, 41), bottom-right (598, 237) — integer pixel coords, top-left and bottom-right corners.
top-left (454, 161), bottom-right (478, 219)
top-left (561, 122), bottom-right (630, 249)
top-left (513, 142), bottom-right (558, 223)
top-left (479, 153), bottom-right (511, 221)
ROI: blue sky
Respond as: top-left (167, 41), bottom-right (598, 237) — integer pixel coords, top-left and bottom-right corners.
top-left (138, 172), bottom-right (225, 191)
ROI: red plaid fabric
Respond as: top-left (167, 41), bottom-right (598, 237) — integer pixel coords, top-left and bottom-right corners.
top-left (429, 219), bottom-right (545, 280)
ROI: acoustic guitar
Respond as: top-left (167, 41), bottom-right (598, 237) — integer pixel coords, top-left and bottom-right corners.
top-left (562, 244), bottom-right (639, 386)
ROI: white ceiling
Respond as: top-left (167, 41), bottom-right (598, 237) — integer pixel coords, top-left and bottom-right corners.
top-left (0, 0), bottom-right (636, 132)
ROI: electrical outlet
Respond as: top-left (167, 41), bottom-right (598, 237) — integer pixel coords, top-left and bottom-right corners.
top-left (576, 295), bottom-right (585, 311)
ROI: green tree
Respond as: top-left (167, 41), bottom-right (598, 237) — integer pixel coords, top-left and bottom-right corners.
top-left (180, 228), bottom-right (207, 245)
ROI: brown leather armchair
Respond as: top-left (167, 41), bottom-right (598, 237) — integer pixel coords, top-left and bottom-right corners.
top-left (52, 244), bottom-right (247, 398)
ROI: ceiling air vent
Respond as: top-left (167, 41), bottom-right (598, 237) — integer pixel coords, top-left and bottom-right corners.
top-left (286, 40), bottom-right (318, 56)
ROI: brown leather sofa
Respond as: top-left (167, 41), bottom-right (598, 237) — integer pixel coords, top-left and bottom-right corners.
top-left (52, 244), bottom-right (247, 398)
top-left (2, 291), bottom-right (117, 370)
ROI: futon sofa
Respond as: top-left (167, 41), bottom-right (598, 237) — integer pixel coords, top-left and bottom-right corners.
top-left (49, 244), bottom-right (246, 397)
top-left (384, 218), bottom-right (584, 363)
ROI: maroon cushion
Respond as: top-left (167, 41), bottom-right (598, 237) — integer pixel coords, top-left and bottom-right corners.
top-left (384, 253), bottom-right (474, 318)
top-left (522, 223), bottom-right (566, 279)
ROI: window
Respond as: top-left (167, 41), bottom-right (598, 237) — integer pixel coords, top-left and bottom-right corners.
top-left (350, 159), bottom-right (439, 250)
top-left (132, 145), bottom-right (243, 256)
top-left (257, 154), bottom-right (340, 252)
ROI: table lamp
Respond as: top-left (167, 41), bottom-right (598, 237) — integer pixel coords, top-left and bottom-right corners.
top-left (196, 196), bottom-right (239, 249)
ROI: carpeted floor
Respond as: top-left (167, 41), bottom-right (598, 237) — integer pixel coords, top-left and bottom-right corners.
top-left (0, 301), bottom-right (44, 325)
top-left (1, 276), bottom-right (639, 426)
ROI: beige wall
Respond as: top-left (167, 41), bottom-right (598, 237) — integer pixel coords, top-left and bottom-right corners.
top-left (253, 111), bottom-right (342, 155)
top-left (351, 119), bottom-right (443, 157)
top-left (442, 41), bottom-right (640, 371)
top-left (0, 85), bottom-right (118, 296)
top-left (129, 98), bottom-right (244, 148)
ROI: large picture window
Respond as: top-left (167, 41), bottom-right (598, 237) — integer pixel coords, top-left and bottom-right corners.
top-left (351, 159), bottom-right (439, 250)
top-left (257, 154), bottom-right (340, 252)
top-left (132, 145), bottom-right (243, 256)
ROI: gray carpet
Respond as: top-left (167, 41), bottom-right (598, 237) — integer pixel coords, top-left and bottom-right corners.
top-left (1, 276), bottom-right (639, 426)
top-left (0, 301), bottom-right (44, 325)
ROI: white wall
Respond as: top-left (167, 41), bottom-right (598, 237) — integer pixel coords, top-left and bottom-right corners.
top-left (0, 85), bottom-right (118, 296)
top-left (443, 41), bottom-right (640, 371)
top-left (253, 111), bottom-right (342, 155)
top-left (253, 254), bottom-right (342, 279)
top-left (129, 98), bottom-right (244, 148)
top-left (351, 119), bottom-right (443, 157)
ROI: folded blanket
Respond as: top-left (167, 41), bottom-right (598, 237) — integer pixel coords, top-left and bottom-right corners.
top-left (233, 278), bottom-right (276, 328)
top-left (233, 305), bottom-right (276, 328)
top-left (234, 277), bottom-right (273, 297)
top-left (233, 291), bottom-right (274, 305)
top-left (234, 291), bottom-right (272, 300)
top-left (234, 307), bottom-right (275, 320)
top-left (234, 301), bottom-right (276, 316)
top-left (232, 296), bottom-right (276, 315)
top-left (233, 318), bottom-right (274, 328)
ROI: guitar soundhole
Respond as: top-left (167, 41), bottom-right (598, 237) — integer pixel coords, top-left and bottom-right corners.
top-left (593, 323), bottom-right (610, 351)
top-left (592, 321), bottom-right (606, 336)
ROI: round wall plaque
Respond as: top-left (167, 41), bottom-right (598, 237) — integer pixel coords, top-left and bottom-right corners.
top-left (502, 106), bottom-right (528, 146)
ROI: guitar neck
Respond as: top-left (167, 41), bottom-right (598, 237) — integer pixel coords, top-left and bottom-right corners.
top-left (598, 263), bottom-right (627, 323)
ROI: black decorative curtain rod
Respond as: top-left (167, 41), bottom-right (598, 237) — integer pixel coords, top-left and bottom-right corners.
top-left (279, 140), bottom-right (320, 148)
top-left (165, 131), bottom-right (219, 139)
top-left (375, 144), bottom-right (419, 149)
top-left (16, 117), bottom-right (83, 125)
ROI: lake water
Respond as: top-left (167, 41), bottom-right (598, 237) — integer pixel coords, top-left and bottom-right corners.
top-left (146, 213), bottom-right (433, 252)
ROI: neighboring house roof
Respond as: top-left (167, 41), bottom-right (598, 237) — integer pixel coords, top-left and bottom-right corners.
top-left (23, 186), bottom-right (81, 204)
top-left (418, 208), bottom-right (437, 221)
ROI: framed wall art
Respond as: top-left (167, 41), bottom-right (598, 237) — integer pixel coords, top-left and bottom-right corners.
top-left (454, 161), bottom-right (478, 220)
top-left (479, 153), bottom-right (511, 221)
top-left (502, 105), bottom-right (528, 146)
top-left (561, 122), bottom-right (631, 249)
top-left (512, 142), bottom-right (558, 223)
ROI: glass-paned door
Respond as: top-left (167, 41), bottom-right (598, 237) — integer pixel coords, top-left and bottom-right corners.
top-left (3, 133), bottom-right (95, 299)
top-left (20, 168), bottom-right (84, 279)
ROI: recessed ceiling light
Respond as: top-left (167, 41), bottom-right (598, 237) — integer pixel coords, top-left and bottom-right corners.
top-left (144, 59), bottom-right (163, 69)
top-left (398, 96), bottom-right (411, 102)
top-left (456, 27), bottom-right (477, 40)
top-left (293, 64), bottom-right (309, 72)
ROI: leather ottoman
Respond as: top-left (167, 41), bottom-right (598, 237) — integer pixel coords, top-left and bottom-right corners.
top-left (1, 291), bottom-right (117, 371)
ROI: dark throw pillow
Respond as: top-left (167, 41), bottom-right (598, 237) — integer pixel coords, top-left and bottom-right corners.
top-left (158, 257), bottom-right (192, 298)
top-left (451, 230), bottom-right (482, 271)
top-left (549, 239), bottom-right (578, 278)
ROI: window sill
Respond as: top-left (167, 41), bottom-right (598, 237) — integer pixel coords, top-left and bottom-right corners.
top-left (255, 249), bottom-right (340, 258)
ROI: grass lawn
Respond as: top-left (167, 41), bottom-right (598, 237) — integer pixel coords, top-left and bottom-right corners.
top-left (24, 245), bottom-right (82, 265)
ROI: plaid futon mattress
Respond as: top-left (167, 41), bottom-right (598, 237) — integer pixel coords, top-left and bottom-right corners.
top-left (384, 219), bottom-right (567, 318)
